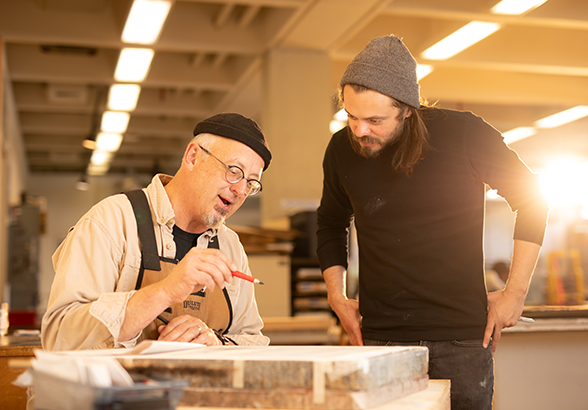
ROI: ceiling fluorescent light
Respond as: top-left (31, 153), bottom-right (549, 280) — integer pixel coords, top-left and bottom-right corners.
top-left (87, 163), bottom-right (111, 176)
top-left (90, 150), bottom-right (113, 166)
top-left (503, 127), bottom-right (536, 144)
top-left (491, 0), bottom-right (548, 15)
top-left (101, 111), bottom-right (130, 133)
top-left (535, 106), bottom-right (588, 128)
top-left (115, 48), bottom-right (154, 82)
top-left (417, 64), bottom-right (434, 81)
top-left (421, 21), bottom-right (501, 60)
top-left (96, 132), bottom-right (123, 152)
top-left (108, 84), bottom-right (141, 111)
top-left (122, 0), bottom-right (172, 45)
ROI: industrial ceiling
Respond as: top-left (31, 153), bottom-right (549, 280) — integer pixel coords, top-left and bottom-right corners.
top-left (1, 0), bottom-right (587, 176)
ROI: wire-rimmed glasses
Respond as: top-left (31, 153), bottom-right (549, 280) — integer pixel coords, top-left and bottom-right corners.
top-left (199, 145), bottom-right (262, 196)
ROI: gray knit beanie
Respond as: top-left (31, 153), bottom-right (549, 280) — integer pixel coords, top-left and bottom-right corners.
top-left (340, 35), bottom-right (420, 109)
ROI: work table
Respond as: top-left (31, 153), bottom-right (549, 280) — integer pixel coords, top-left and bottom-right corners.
top-left (501, 304), bottom-right (588, 333)
top-left (3, 306), bottom-right (588, 410)
top-left (522, 303), bottom-right (588, 319)
top-left (494, 304), bottom-right (588, 410)
top-left (504, 317), bottom-right (588, 333)
top-left (0, 334), bottom-right (42, 410)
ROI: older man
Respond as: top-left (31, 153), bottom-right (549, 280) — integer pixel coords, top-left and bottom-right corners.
top-left (42, 113), bottom-right (271, 350)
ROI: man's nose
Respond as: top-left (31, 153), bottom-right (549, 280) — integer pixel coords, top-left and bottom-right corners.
top-left (354, 121), bottom-right (371, 137)
top-left (230, 179), bottom-right (249, 197)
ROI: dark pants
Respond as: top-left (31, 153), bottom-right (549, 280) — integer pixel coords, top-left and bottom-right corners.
top-left (364, 339), bottom-right (494, 410)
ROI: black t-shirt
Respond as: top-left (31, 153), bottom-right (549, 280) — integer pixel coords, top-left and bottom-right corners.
top-left (173, 225), bottom-right (201, 260)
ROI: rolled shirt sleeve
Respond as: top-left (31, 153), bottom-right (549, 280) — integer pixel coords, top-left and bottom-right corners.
top-left (42, 200), bottom-right (143, 351)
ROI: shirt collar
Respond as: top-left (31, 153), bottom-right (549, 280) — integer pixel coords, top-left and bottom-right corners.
top-left (150, 174), bottom-right (219, 237)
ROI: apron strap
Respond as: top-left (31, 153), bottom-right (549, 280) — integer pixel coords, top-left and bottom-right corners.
top-left (125, 190), bottom-right (161, 290)
top-left (125, 189), bottom-right (234, 335)
top-left (206, 236), bottom-right (234, 334)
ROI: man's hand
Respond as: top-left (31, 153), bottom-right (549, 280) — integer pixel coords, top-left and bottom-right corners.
top-left (120, 247), bottom-right (236, 342)
top-left (323, 265), bottom-right (363, 346)
top-left (330, 297), bottom-right (363, 346)
top-left (483, 240), bottom-right (541, 354)
top-left (157, 315), bottom-right (222, 346)
top-left (159, 247), bottom-right (236, 306)
top-left (483, 289), bottom-right (525, 354)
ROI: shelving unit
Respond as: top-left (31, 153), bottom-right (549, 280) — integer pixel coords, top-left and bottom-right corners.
top-left (291, 257), bottom-right (331, 316)
top-left (289, 211), bottom-right (334, 317)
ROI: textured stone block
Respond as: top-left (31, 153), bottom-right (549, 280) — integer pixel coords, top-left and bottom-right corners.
top-left (119, 345), bottom-right (429, 409)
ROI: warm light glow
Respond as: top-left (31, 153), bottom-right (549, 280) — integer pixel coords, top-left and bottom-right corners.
top-left (534, 106), bottom-right (588, 129)
top-left (90, 150), bottom-right (112, 166)
top-left (503, 127), bottom-right (536, 144)
top-left (108, 84), bottom-right (141, 111)
top-left (82, 138), bottom-right (96, 150)
top-left (421, 21), bottom-right (501, 60)
top-left (330, 108), bottom-right (348, 133)
top-left (330, 120), bottom-right (347, 134)
top-left (87, 163), bottom-right (111, 176)
top-left (114, 48), bottom-right (154, 82)
top-left (417, 64), bottom-right (434, 81)
top-left (101, 111), bottom-right (130, 133)
top-left (486, 189), bottom-right (501, 200)
top-left (96, 132), bottom-right (123, 152)
top-left (122, 0), bottom-right (172, 45)
top-left (334, 108), bottom-right (347, 122)
top-left (491, 0), bottom-right (548, 15)
top-left (539, 159), bottom-right (588, 207)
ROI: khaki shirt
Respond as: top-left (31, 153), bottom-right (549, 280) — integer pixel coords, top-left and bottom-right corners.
top-left (41, 174), bottom-right (269, 351)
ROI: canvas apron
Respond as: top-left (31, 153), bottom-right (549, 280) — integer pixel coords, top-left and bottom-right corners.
top-left (125, 190), bottom-right (233, 341)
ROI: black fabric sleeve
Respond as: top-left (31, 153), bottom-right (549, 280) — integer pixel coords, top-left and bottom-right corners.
top-left (316, 132), bottom-right (355, 272)
top-left (465, 113), bottom-right (549, 245)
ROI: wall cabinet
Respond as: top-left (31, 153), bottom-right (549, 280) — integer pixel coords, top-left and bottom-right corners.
top-left (248, 254), bottom-right (291, 318)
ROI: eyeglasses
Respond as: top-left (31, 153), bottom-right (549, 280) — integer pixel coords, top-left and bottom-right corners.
top-left (198, 145), bottom-right (263, 196)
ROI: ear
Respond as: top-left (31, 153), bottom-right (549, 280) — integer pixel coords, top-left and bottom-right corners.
top-left (183, 142), bottom-right (199, 171)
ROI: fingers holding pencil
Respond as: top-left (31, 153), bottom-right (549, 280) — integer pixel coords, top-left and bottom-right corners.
top-left (232, 270), bottom-right (264, 285)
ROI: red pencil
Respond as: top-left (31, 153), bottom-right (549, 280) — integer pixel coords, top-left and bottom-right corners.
top-left (232, 270), bottom-right (264, 285)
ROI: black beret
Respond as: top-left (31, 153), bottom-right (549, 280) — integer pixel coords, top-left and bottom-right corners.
top-left (193, 113), bottom-right (271, 171)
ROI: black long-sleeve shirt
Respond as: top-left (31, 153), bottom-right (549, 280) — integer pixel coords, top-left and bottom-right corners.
top-left (317, 108), bottom-right (549, 341)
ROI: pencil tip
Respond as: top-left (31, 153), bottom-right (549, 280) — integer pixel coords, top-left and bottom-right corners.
top-left (259, 281), bottom-right (265, 285)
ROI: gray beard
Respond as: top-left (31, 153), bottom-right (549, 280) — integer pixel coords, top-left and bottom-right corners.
top-left (203, 205), bottom-right (228, 229)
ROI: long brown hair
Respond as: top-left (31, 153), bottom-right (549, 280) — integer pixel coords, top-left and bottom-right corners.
top-left (339, 84), bottom-right (432, 175)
